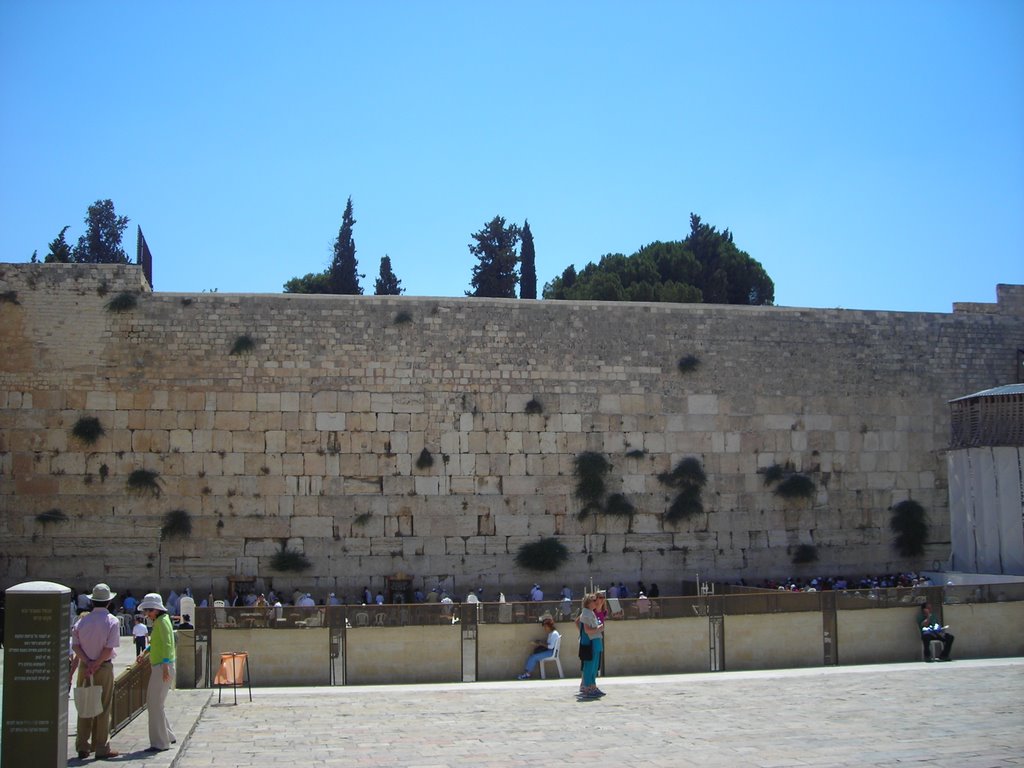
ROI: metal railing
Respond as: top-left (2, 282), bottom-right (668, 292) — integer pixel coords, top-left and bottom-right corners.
top-left (189, 584), bottom-right (1023, 687)
top-left (196, 583), bottom-right (1018, 634)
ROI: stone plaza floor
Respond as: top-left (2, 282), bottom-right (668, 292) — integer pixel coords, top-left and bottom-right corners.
top-left (50, 654), bottom-right (1024, 768)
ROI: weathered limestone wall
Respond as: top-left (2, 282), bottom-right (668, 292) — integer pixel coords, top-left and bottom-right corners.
top-left (1, 264), bottom-right (1022, 597)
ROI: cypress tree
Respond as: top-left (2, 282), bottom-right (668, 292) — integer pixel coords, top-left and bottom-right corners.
top-left (519, 219), bottom-right (536, 299)
top-left (374, 255), bottom-right (403, 295)
top-left (467, 215), bottom-right (520, 298)
top-left (328, 197), bottom-right (363, 294)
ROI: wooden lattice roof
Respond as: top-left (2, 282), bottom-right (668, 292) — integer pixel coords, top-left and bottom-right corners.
top-left (949, 384), bottom-right (1024, 448)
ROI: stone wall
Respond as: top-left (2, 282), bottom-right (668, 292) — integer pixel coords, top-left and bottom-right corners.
top-left (1, 263), bottom-right (1022, 597)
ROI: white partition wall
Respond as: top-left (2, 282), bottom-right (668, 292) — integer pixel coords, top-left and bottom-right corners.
top-left (948, 447), bottom-right (1024, 575)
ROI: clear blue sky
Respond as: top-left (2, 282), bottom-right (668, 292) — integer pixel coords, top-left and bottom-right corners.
top-left (2, 2), bottom-right (1022, 312)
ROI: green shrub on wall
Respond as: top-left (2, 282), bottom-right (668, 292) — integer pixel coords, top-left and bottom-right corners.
top-left (890, 499), bottom-right (928, 557)
top-left (514, 537), bottom-right (569, 572)
top-left (160, 509), bottom-right (192, 539)
top-left (230, 334), bottom-right (256, 355)
top-left (659, 457), bottom-right (707, 523)
top-left (791, 544), bottom-right (818, 564)
top-left (127, 469), bottom-right (162, 498)
top-left (71, 416), bottom-right (105, 445)
top-left (775, 474), bottom-right (815, 499)
top-left (36, 509), bottom-right (67, 525)
top-left (677, 354), bottom-right (700, 374)
top-left (270, 542), bottom-right (312, 572)
top-left (105, 292), bottom-right (137, 312)
top-left (574, 451), bottom-right (610, 518)
top-left (763, 462), bottom-right (816, 500)
top-left (605, 493), bottom-right (635, 518)
top-left (762, 463), bottom-right (788, 485)
top-left (416, 447), bottom-right (434, 469)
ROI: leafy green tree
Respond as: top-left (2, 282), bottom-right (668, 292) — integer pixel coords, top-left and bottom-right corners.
top-left (73, 199), bottom-right (130, 264)
top-left (682, 213), bottom-right (773, 304)
top-left (519, 219), bottom-right (536, 299)
top-left (44, 225), bottom-right (73, 263)
top-left (283, 272), bottom-right (331, 293)
top-left (543, 265), bottom-right (577, 299)
top-left (467, 215), bottom-right (520, 298)
top-left (374, 255), bottom-right (403, 295)
top-left (329, 196), bottom-right (362, 294)
top-left (542, 213), bottom-right (774, 306)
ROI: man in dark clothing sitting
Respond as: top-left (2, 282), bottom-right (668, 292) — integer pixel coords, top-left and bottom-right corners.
top-left (917, 601), bottom-right (954, 662)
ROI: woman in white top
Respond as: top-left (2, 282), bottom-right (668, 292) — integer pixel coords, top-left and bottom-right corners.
top-left (517, 617), bottom-right (560, 679)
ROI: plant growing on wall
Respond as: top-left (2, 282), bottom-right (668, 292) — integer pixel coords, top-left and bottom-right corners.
top-left (105, 292), bottom-right (137, 312)
top-left (658, 456), bottom-right (707, 523)
top-left (127, 468), bottom-right (162, 497)
top-left (574, 451), bottom-right (610, 518)
top-left (514, 537), bottom-right (569, 572)
top-left (763, 462), bottom-right (816, 500)
top-left (677, 354), bottom-right (700, 374)
top-left (762, 462), bottom-right (789, 485)
top-left (394, 310), bottom-right (413, 325)
top-left (0, 290), bottom-right (19, 305)
top-left (71, 416), bottom-right (105, 445)
top-left (890, 499), bottom-right (928, 557)
top-left (525, 398), bottom-right (543, 415)
top-left (775, 474), bottom-right (815, 499)
top-left (791, 543), bottom-right (818, 564)
top-left (605, 493), bottom-right (635, 518)
top-left (354, 512), bottom-right (372, 526)
top-left (416, 447), bottom-right (434, 469)
top-left (160, 509), bottom-right (192, 539)
top-left (36, 509), bottom-right (67, 524)
top-left (230, 334), bottom-right (256, 355)
top-left (270, 541), bottom-right (312, 572)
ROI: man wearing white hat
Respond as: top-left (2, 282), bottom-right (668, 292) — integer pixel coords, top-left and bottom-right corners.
top-left (72, 583), bottom-right (121, 760)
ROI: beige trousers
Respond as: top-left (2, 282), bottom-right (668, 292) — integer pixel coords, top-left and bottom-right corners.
top-left (75, 661), bottom-right (115, 756)
top-left (147, 662), bottom-right (177, 750)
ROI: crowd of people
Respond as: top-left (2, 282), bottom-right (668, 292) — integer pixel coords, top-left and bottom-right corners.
top-left (743, 572), bottom-right (935, 592)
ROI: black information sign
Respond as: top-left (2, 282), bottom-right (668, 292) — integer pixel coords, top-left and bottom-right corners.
top-left (2, 581), bottom-right (71, 768)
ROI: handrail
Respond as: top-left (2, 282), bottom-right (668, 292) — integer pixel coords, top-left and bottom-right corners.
top-left (110, 657), bottom-right (151, 735)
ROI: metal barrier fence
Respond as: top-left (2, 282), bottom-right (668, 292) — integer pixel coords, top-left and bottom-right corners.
top-left (110, 656), bottom-right (151, 735)
top-left (196, 583), bottom-right (1016, 633)
top-left (208, 586), bottom-right (1020, 625)
top-left (190, 584), bottom-right (1022, 686)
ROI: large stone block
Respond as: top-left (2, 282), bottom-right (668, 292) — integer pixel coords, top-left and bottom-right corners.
top-left (292, 516), bottom-right (334, 538)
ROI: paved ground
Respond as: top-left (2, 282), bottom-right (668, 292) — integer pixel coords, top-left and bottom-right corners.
top-left (2, 640), bottom-right (1021, 766)
top-left (52, 654), bottom-right (1024, 767)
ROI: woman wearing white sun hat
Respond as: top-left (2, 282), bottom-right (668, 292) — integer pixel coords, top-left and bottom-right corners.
top-left (137, 592), bottom-right (177, 752)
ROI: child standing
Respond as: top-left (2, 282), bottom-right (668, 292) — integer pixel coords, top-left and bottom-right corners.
top-left (132, 615), bottom-right (149, 655)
